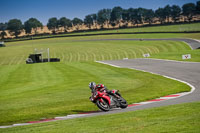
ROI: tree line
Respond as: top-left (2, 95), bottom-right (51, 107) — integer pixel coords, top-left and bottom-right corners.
top-left (0, 1), bottom-right (200, 39)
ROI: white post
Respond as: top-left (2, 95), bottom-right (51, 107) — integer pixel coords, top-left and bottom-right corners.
top-left (34, 48), bottom-right (37, 54)
top-left (41, 48), bottom-right (43, 62)
top-left (47, 48), bottom-right (50, 62)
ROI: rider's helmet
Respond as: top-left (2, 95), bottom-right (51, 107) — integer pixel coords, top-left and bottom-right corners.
top-left (96, 84), bottom-right (105, 91)
top-left (89, 82), bottom-right (96, 90)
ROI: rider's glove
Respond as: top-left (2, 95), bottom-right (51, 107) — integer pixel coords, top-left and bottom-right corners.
top-left (89, 97), bottom-right (94, 102)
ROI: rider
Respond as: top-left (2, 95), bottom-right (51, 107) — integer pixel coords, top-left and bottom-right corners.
top-left (89, 82), bottom-right (119, 99)
top-left (89, 82), bottom-right (97, 93)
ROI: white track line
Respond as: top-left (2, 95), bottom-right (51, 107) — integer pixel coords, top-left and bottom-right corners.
top-left (96, 61), bottom-right (120, 68)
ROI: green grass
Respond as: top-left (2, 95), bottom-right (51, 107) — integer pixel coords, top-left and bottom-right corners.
top-left (0, 38), bottom-right (194, 65)
top-left (0, 34), bottom-right (198, 125)
top-left (0, 32), bottom-right (199, 126)
top-left (0, 62), bottom-right (190, 125)
top-left (1, 102), bottom-right (200, 133)
top-left (1, 35), bottom-right (199, 65)
top-left (151, 49), bottom-right (200, 62)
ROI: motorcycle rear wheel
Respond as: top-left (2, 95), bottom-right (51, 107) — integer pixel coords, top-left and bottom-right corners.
top-left (96, 99), bottom-right (110, 111)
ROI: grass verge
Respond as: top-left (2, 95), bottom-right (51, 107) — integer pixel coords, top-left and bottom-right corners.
top-left (1, 102), bottom-right (199, 133)
top-left (151, 49), bottom-right (200, 62)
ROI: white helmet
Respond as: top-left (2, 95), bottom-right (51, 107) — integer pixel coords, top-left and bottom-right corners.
top-left (89, 82), bottom-right (96, 90)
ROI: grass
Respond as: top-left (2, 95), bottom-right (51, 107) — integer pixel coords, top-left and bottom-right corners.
top-left (151, 49), bottom-right (200, 62)
top-left (0, 62), bottom-right (191, 125)
top-left (1, 102), bottom-right (200, 133)
top-left (1, 35), bottom-right (199, 66)
top-left (0, 31), bottom-right (199, 126)
top-left (0, 38), bottom-right (195, 65)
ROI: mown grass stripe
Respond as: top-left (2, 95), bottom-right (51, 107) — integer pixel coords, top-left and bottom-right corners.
top-left (69, 52), bottom-right (73, 62)
top-left (0, 39), bottom-right (197, 64)
top-left (9, 56), bottom-right (17, 66)
top-left (17, 55), bottom-right (25, 65)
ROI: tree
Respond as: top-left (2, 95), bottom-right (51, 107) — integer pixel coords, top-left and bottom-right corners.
top-left (91, 14), bottom-right (97, 29)
top-left (128, 8), bottom-right (144, 26)
top-left (137, 8), bottom-right (146, 25)
top-left (0, 31), bottom-right (7, 39)
top-left (84, 15), bottom-right (93, 29)
top-left (122, 9), bottom-right (130, 27)
top-left (110, 6), bottom-right (123, 27)
top-left (7, 19), bottom-right (23, 38)
top-left (72, 18), bottom-right (83, 30)
top-left (59, 17), bottom-right (72, 32)
top-left (182, 3), bottom-right (196, 22)
top-left (97, 9), bottom-right (111, 28)
top-left (47, 17), bottom-right (58, 34)
top-left (128, 8), bottom-right (136, 25)
top-left (103, 9), bottom-right (111, 28)
top-left (155, 8), bottom-right (166, 24)
top-left (163, 5), bottom-right (172, 23)
top-left (171, 5), bottom-right (181, 22)
top-left (0, 23), bottom-right (7, 39)
top-left (0, 23), bottom-right (7, 31)
top-left (143, 9), bottom-right (155, 24)
top-left (196, 1), bottom-right (200, 14)
top-left (24, 18), bottom-right (43, 34)
top-left (97, 10), bottom-right (105, 28)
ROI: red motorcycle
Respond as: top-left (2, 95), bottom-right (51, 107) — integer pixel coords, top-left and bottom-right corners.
top-left (90, 89), bottom-right (128, 111)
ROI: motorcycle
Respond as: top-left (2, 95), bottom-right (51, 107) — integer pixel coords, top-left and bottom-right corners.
top-left (90, 89), bottom-right (128, 111)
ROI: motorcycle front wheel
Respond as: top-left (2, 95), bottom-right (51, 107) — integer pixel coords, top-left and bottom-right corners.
top-left (96, 98), bottom-right (110, 111)
top-left (119, 97), bottom-right (128, 109)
